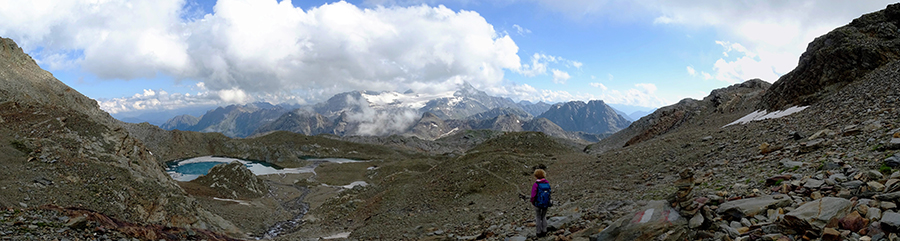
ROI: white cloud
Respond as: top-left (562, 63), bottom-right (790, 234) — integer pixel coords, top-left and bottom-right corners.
top-left (513, 24), bottom-right (532, 36)
top-left (571, 61), bottom-right (583, 68)
top-left (501, 82), bottom-right (668, 108)
top-left (634, 83), bottom-right (657, 94)
top-left (517, 53), bottom-right (582, 77)
top-left (653, 16), bottom-right (673, 24)
top-left (642, 1), bottom-right (895, 84)
top-left (710, 40), bottom-right (784, 83)
top-left (701, 72), bottom-right (712, 80)
top-left (686, 66), bottom-right (696, 76)
top-left (589, 82), bottom-right (608, 91)
top-left (343, 94), bottom-right (420, 136)
top-left (98, 89), bottom-right (219, 114)
top-left (216, 88), bottom-right (249, 104)
top-left (4, 0), bottom-right (522, 113)
top-left (551, 69), bottom-right (570, 84)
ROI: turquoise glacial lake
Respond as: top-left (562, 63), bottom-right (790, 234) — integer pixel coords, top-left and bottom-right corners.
top-left (165, 156), bottom-right (362, 181)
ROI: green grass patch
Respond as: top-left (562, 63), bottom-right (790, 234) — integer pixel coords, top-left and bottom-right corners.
top-left (880, 163), bottom-right (893, 175)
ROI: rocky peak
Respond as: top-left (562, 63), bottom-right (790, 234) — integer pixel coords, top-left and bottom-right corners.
top-left (537, 99), bottom-right (631, 135)
top-left (453, 81), bottom-right (487, 98)
top-left (761, 3), bottom-right (900, 110)
top-left (160, 114), bottom-right (200, 131)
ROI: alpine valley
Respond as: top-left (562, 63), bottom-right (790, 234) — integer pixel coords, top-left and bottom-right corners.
top-left (1, 3), bottom-right (900, 241)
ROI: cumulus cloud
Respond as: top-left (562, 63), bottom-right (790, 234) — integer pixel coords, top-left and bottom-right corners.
top-left (686, 66), bottom-right (696, 76)
top-left (710, 40), bottom-right (784, 83)
top-left (98, 89), bottom-right (220, 114)
top-left (344, 94), bottom-right (420, 136)
top-left (550, 69), bottom-right (570, 84)
top-left (3, 0), bottom-right (522, 113)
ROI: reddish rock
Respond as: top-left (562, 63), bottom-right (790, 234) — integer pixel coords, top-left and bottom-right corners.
top-left (839, 211), bottom-right (869, 232)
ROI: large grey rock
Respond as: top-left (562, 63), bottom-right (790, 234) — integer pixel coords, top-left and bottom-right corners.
top-left (875, 191), bottom-right (900, 201)
top-left (882, 211), bottom-right (900, 233)
top-left (689, 213), bottom-right (704, 229)
top-left (886, 138), bottom-right (900, 151)
top-left (885, 154), bottom-right (900, 168)
top-left (804, 179), bottom-right (825, 189)
top-left (780, 197), bottom-right (853, 232)
top-left (591, 201), bottom-right (687, 241)
top-left (844, 180), bottom-right (865, 190)
top-left (547, 212), bottom-right (581, 231)
top-left (716, 194), bottom-right (792, 220)
top-left (868, 206), bottom-right (883, 221)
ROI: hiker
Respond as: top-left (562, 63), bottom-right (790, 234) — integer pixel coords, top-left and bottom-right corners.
top-left (531, 168), bottom-right (552, 237)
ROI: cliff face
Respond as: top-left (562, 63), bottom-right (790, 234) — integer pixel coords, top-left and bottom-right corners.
top-left (761, 3), bottom-right (900, 110)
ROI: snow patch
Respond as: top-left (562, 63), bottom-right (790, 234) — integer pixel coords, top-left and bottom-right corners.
top-left (446, 96), bottom-right (464, 107)
top-left (212, 197), bottom-right (251, 206)
top-left (437, 127), bottom-right (459, 139)
top-left (724, 106), bottom-right (809, 127)
top-left (322, 181), bottom-right (369, 190)
top-left (322, 232), bottom-right (352, 239)
top-left (361, 90), bottom-right (454, 109)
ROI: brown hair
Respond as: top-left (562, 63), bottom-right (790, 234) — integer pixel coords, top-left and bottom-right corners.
top-left (534, 169), bottom-right (546, 179)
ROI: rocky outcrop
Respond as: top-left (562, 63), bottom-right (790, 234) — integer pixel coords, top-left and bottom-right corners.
top-left (0, 37), bottom-right (111, 124)
top-left (466, 107), bottom-right (532, 121)
top-left (407, 112), bottom-right (452, 140)
top-left (192, 161), bottom-right (269, 199)
top-left (587, 79), bottom-right (770, 154)
top-left (761, 3), bottom-right (900, 110)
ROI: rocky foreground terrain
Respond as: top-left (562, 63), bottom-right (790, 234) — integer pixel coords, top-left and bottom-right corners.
top-left (1, 3), bottom-right (900, 241)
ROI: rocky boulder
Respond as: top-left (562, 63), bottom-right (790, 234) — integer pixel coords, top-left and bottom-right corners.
top-left (779, 197), bottom-right (853, 232)
top-left (716, 194), bottom-right (792, 221)
top-left (591, 201), bottom-right (687, 241)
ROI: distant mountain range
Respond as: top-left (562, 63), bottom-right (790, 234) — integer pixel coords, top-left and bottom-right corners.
top-left (160, 82), bottom-right (631, 142)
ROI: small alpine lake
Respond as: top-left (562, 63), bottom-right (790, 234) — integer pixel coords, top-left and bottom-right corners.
top-left (165, 156), bottom-right (364, 182)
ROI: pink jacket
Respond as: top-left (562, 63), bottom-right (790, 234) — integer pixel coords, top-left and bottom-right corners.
top-left (531, 179), bottom-right (548, 203)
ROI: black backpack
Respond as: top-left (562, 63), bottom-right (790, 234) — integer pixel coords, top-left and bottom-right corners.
top-left (534, 182), bottom-right (552, 208)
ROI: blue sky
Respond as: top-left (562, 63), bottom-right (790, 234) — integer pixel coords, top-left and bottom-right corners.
top-left (1, 0), bottom-right (895, 119)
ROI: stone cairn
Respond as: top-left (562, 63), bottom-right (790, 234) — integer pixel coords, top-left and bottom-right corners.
top-left (671, 168), bottom-right (718, 231)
